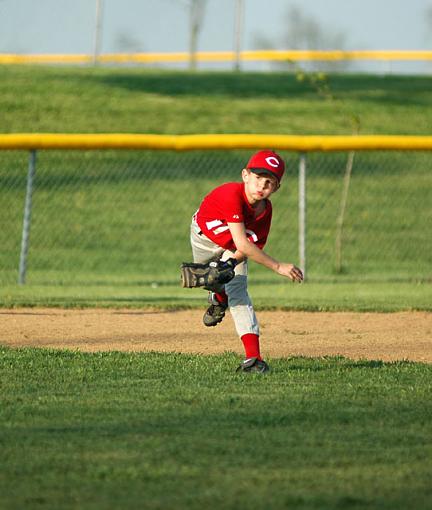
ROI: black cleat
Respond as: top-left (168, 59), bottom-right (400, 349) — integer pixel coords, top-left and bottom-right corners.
top-left (203, 292), bottom-right (228, 327)
top-left (236, 357), bottom-right (270, 374)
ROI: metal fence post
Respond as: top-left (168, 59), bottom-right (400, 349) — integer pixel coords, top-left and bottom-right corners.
top-left (233, 0), bottom-right (244, 71)
top-left (93, 0), bottom-right (103, 65)
top-left (298, 152), bottom-right (306, 278)
top-left (18, 150), bottom-right (37, 285)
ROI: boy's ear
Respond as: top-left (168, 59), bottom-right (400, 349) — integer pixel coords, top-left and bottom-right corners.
top-left (241, 168), bottom-right (249, 181)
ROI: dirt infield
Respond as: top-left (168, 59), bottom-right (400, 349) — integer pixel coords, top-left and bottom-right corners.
top-left (1, 308), bottom-right (431, 362)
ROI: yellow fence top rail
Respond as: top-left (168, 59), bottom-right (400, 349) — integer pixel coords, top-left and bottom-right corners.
top-left (1, 50), bottom-right (432, 65)
top-left (1, 134), bottom-right (432, 152)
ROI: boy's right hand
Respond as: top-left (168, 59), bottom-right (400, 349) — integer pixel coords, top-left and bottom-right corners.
top-left (276, 263), bottom-right (304, 282)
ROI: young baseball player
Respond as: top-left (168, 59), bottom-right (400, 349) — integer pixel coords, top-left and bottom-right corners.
top-left (183, 149), bottom-right (303, 373)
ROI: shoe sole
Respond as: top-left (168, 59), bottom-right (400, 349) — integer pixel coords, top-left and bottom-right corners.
top-left (236, 367), bottom-right (270, 374)
top-left (203, 313), bottom-right (225, 327)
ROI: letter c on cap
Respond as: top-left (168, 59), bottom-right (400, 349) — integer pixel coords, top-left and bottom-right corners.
top-left (265, 156), bottom-right (279, 168)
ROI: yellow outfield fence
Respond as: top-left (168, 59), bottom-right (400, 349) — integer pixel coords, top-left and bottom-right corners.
top-left (1, 50), bottom-right (432, 65)
top-left (0, 133), bottom-right (431, 285)
top-left (1, 134), bottom-right (432, 152)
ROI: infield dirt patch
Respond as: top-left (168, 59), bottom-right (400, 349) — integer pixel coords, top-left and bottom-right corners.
top-left (1, 308), bottom-right (431, 363)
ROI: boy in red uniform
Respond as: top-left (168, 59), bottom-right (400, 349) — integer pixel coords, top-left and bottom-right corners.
top-left (189, 149), bottom-right (303, 373)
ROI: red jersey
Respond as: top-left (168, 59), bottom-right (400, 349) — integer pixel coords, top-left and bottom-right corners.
top-left (195, 182), bottom-right (272, 251)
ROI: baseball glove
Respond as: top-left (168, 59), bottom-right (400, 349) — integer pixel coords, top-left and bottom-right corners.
top-left (180, 258), bottom-right (236, 291)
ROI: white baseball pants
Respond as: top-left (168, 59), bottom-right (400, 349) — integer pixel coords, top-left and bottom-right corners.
top-left (190, 218), bottom-right (259, 336)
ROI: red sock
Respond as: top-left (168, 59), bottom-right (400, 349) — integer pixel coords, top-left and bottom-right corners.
top-left (214, 291), bottom-right (227, 304)
top-left (241, 334), bottom-right (262, 360)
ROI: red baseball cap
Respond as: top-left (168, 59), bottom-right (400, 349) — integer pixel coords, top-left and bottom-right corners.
top-left (246, 150), bottom-right (285, 182)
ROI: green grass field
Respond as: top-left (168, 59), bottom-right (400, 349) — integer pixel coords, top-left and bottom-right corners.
top-left (0, 66), bottom-right (431, 509)
top-left (1, 67), bottom-right (431, 310)
top-left (1, 280), bottom-right (431, 311)
top-left (1, 348), bottom-right (431, 510)
top-left (1, 66), bottom-right (432, 135)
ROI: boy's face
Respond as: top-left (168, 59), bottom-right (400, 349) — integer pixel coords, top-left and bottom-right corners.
top-left (242, 169), bottom-right (279, 204)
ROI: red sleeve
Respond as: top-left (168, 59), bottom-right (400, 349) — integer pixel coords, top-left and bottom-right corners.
top-left (256, 205), bottom-right (272, 249)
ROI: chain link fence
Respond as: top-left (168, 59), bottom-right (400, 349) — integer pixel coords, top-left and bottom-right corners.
top-left (0, 149), bottom-right (431, 285)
